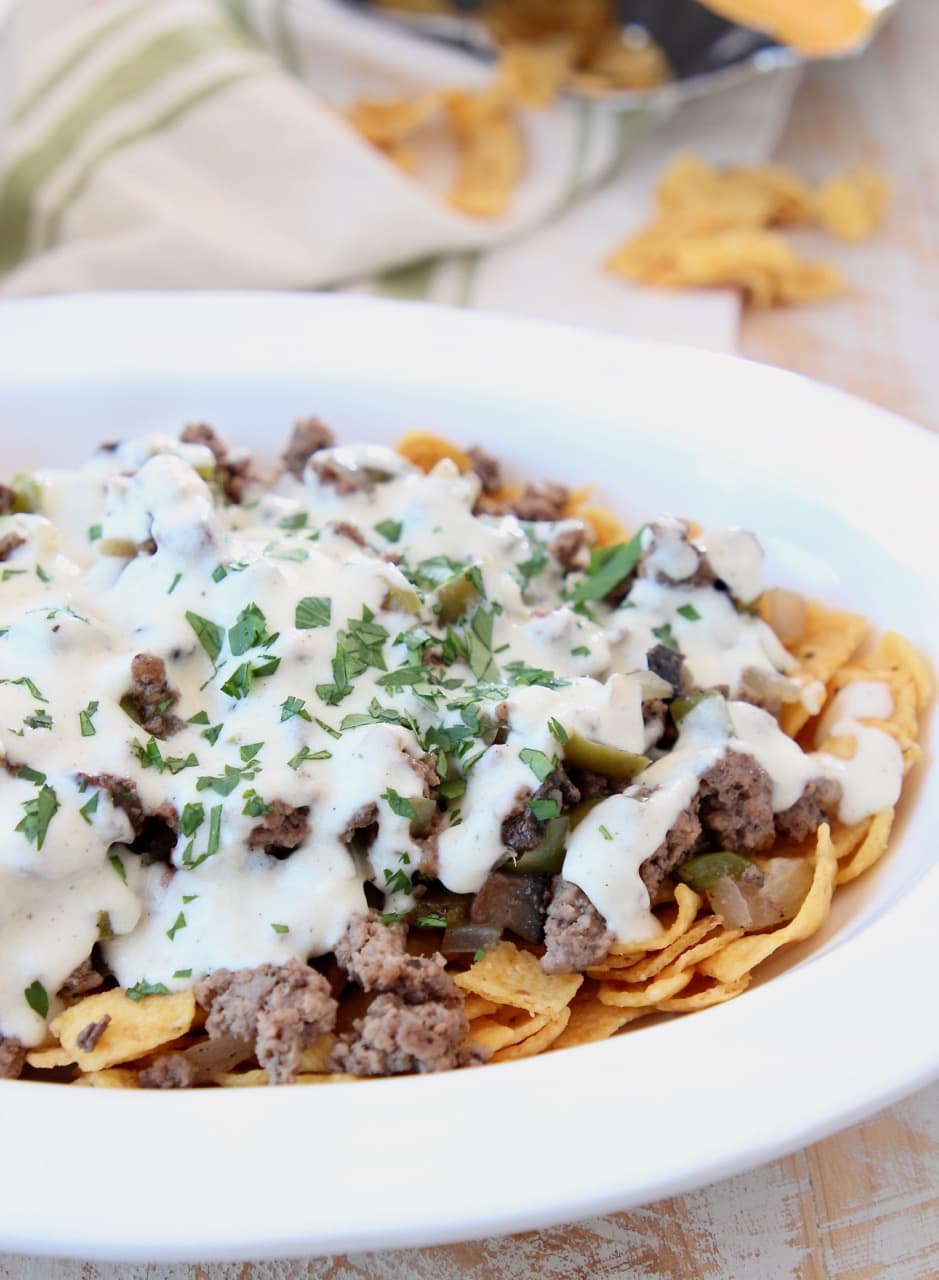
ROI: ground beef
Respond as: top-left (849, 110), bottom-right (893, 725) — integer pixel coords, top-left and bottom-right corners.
top-left (76, 1015), bottom-right (111, 1053)
top-left (195, 958), bottom-right (337, 1086)
top-left (311, 456), bottom-right (365, 496)
top-left (542, 878), bottom-right (614, 973)
top-left (180, 423), bottom-right (252, 503)
top-left (123, 653), bottom-right (182, 737)
top-left (282, 417), bottom-right (335, 478)
top-left (0, 484), bottom-right (15, 514)
top-left (646, 643), bottom-right (685, 694)
top-left (328, 520), bottom-right (367, 548)
top-left (698, 752), bottom-right (777, 854)
top-left (333, 914), bottom-right (460, 1006)
top-left (0, 1036), bottom-right (25, 1079)
top-left (573, 769), bottom-right (615, 801)
top-left (138, 1052), bottom-right (197, 1089)
top-left (411, 754), bottom-right (440, 791)
top-left (57, 958), bottom-right (105, 1005)
top-left (340, 802), bottom-right (379, 848)
top-left (501, 768), bottom-right (580, 853)
top-left (775, 778), bottom-right (841, 843)
top-left (639, 805), bottom-right (703, 899)
top-left (247, 801), bottom-right (310, 857)
top-left (507, 482), bottom-right (570, 523)
top-left (547, 525), bottom-right (587, 572)
top-left (0, 532), bottom-right (25, 561)
top-left (330, 993), bottom-right (482, 1076)
top-left (467, 445), bottom-right (502, 494)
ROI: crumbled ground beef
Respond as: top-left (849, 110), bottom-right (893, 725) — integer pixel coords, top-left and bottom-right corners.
top-left (548, 525), bottom-right (588, 572)
top-left (340, 802), bottom-right (379, 848)
top-left (501, 767), bottom-right (580, 853)
top-left (542, 878), bottom-right (614, 973)
top-left (282, 417), bottom-right (335, 478)
top-left (247, 801), bottom-right (310, 857)
top-left (333, 914), bottom-right (460, 1006)
top-left (123, 653), bottom-right (182, 737)
top-left (77, 775), bottom-right (178, 861)
top-left (311, 456), bottom-right (367, 495)
top-left (330, 993), bottom-right (483, 1076)
top-left (467, 445), bottom-right (502, 494)
top-left (57, 958), bottom-right (105, 1005)
top-left (76, 1015), bottom-right (111, 1053)
top-left (698, 752), bottom-right (776, 854)
top-left (0, 1036), bottom-right (25, 1079)
top-left (776, 778), bottom-right (841, 843)
top-left (646, 643), bottom-right (685, 694)
top-left (139, 1052), bottom-right (197, 1089)
top-left (195, 959), bottom-right (337, 1086)
top-left (180, 423), bottom-right (252, 503)
top-left (573, 769), bottom-right (615, 801)
top-left (507, 482), bottom-right (570, 522)
top-left (639, 805), bottom-right (703, 899)
top-left (327, 520), bottom-right (367, 547)
top-left (0, 484), bottom-right (15, 514)
top-left (0, 531), bottom-right (25, 561)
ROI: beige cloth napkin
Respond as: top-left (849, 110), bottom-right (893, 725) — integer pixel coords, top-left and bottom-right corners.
top-left (0, 0), bottom-right (798, 349)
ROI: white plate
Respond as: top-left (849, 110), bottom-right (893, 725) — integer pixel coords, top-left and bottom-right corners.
top-left (0, 293), bottom-right (936, 1264)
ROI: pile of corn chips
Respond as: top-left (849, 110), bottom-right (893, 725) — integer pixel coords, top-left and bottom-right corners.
top-left (21, 433), bottom-right (930, 1087)
top-left (349, 0), bottom-right (670, 217)
top-left (605, 152), bottom-right (889, 306)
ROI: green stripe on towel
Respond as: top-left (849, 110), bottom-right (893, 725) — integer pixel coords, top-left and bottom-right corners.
top-left (0, 19), bottom-right (253, 271)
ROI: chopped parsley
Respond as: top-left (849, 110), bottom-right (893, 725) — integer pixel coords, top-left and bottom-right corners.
top-left (278, 511), bottom-right (308, 530)
top-left (23, 709), bottom-right (53, 730)
top-left (529, 798), bottom-right (560, 821)
top-left (78, 700), bottom-right (99, 737)
top-left (179, 803), bottom-right (205, 837)
top-left (598, 824), bottom-right (613, 842)
top-left (166, 912), bottom-right (187, 942)
top-left (109, 854), bottom-right (127, 883)
top-left (287, 746), bottom-right (332, 770)
top-left (415, 914), bottom-right (448, 929)
top-left (570, 644), bottom-right (590, 657)
top-left (228, 601), bottom-right (274, 656)
top-left (677, 603), bottom-right (701, 621)
top-left (168, 572), bottom-right (183, 594)
top-left (504, 661), bottom-right (568, 690)
top-left (15, 783), bottom-right (58, 850)
top-left (185, 610), bottom-right (225, 663)
top-left (1, 676), bottom-right (46, 702)
top-left (548, 717), bottom-right (569, 744)
top-left (173, 969), bottom-right (193, 980)
top-left (382, 788), bottom-right (418, 820)
top-left (382, 866), bottom-right (412, 895)
top-left (87, 523), bottom-right (103, 542)
top-left (126, 980), bottom-right (171, 1002)
top-left (23, 980), bottom-right (48, 1018)
top-left (270, 922), bottom-right (290, 934)
top-left (242, 789), bottom-right (271, 817)
top-left (281, 695), bottom-right (312, 723)
top-left (79, 791), bottom-right (100, 824)
top-left (374, 518), bottom-right (402, 543)
top-left (652, 622), bottom-right (680, 652)
top-left (569, 527), bottom-right (645, 604)
top-left (519, 748), bottom-right (554, 783)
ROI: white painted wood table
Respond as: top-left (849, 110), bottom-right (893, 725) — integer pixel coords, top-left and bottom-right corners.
top-left (3, 2), bottom-right (937, 1276)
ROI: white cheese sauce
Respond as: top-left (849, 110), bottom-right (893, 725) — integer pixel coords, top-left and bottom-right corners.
top-left (0, 436), bottom-right (906, 1043)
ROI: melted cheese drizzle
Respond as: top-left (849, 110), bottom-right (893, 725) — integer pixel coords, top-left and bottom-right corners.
top-left (0, 438), bottom-right (904, 1044)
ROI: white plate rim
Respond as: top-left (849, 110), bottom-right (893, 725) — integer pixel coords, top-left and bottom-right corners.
top-left (0, 292), bottom-right (935, 1264)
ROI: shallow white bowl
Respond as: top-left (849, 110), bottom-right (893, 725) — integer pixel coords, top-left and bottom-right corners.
top-left (0, 293), bottom-right (936, 1263)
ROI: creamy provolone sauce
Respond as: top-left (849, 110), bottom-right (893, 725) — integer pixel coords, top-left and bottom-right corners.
top-left (0, 437), bottom-right (904, 1045)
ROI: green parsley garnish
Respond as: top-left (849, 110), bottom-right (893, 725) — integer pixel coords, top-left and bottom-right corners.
top-left (528, 798), bottom-right (560, 821)
top-left (381, 788), bottom-right (418, 820)
top-left (677, 603), bottom-right (701, 621)
top-left (126, 980), bottom-right (171, 1002)
top-left (109, 854), bottom-right (127, 883)
top-left (569, 527), bottom-right (646, 604)
top-left (87, 524), bottom-right (103, 542)
top-left (23, 980), bottom-right (49, 1018)
top-left (281, 695), bottom-right (312, 723)
top-left (374, 519), bottom-right (402, 543)
top-left (287, 746), bottom-right (332, 770)
top-left (185, 611), bottom-right (225, 663)
top-left (278, 511), bottom-right (308, 530)
top-left (173, 969), bottom-right (193, 980)
top-left (78, 700), bottom-right (99, 736)
top-left (548, 717), bottom-right (569, 745)
top-left (79, 792), bottom-right (100, 824)
top-left (270, 922), bottom-right (290, 934)
top-left (519, 748), bottom-right (553, 783)
top-left (168, 572), bottom-right (183, 594)
top-left (295, 596), bottom-right (332, 630)
top-left (598, 824), bottom-right (613, 842)
top-left (166, 912), bottom-right (187, 942)
top-left (652, 622), bottom-right (680, 652)
top-left (15, 783), bottom-right (58, 850)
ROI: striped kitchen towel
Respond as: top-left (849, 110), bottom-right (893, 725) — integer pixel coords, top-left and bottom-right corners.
top-left (0, 0), bottom-right (798, 348)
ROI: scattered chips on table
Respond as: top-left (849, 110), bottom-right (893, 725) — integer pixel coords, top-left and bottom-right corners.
top-left (606, 152), bottom-right (889, 307)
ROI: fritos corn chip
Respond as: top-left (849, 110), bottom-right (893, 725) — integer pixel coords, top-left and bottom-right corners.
top-left (50, 989), bottom-right (196, 1073)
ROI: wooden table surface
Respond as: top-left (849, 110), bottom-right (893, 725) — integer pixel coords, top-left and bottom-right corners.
top-left (4, 3), bottom-right (937, 1277)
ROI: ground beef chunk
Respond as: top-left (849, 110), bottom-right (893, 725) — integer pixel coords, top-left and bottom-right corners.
top-left (123, 653), bottom-right (182, 737)
top-left (330, 993), bottom-right (482, 1076)
top-left (646, 643), bottom-right (685, 694)
top-left (76, 1015), bottom-right (111, 1053)
top-left (775, 778), bottom-right (841, 843)
top-left (501, 768), bottom-right (580, 853)
top-left (327, 520), bottom-right (367, 547)
top-left (698, 753), bottom-right (776, 854)
top-left (282, 417), bottom-right (335, 478)
top-left (467, 445), bottom-right (502, 494)
top-left (547, 525), bottom-right (587, 572)
top-left (247, 801), bottom-right (310, 857)
top-left (411, 753), bottom-right (440, 791)
top-left (333, 914), bottom-right (460, 1006)
top-left (139, 1052), bottom-right (197, 1089)
top-left (0, 484), bottom-right (15, 514)
top-left (639, 805), bottom-right (703, 898)
top-left (340, 802), bottom-right (379, 848)
top-left (571, 769), bottom-right (614, 801)
top-left (180, 423), bottom-right (251, 503)
top-left (57, 958), bottom-right (105, 1005)
top-left (0, 1036), bottom-right (25, 1079)
top-left (542, 878), bottom-right (613, 973)
top-left (311, 456), bottom-right (366, 496)
top-left (508, 481), bottom-right (570, 523)
top-left (195, 959), bottom-right (337, 1086)
top-left (0, 531), bottom-right (25, 561)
